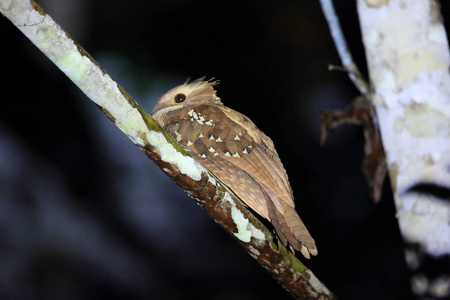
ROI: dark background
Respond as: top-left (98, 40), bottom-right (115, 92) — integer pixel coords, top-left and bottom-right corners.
top-left (1, 1), bottom-right (447, 299)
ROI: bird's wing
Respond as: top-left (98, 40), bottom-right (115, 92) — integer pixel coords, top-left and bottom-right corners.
top-left (163, 104), bottom-right (316, 255)
top-left (219, 106), bottom-right (295, 202)
top-left (163, 104), bottom-right (293, 217)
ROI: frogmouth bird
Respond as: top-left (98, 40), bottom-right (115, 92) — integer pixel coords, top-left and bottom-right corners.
top-left (151, 79), bottom-right (317, 259)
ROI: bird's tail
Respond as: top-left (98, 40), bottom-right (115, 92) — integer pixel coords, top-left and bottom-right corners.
top-left (270, 203), bottom-right (318, 259)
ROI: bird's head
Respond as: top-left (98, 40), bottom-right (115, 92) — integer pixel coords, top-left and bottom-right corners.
top-left (152, 78), bottom-right (222, 125)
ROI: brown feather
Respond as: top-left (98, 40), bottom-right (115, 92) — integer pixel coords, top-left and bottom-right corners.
top-left (152, 79), bottom-right (317, 258)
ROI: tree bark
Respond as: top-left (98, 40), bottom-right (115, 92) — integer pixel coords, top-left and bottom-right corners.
top-left (358, 0), bottom-right (450, 297)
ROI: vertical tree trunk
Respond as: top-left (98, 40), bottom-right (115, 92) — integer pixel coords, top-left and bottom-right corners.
top-left (358, 0), bottom-right (450, 297)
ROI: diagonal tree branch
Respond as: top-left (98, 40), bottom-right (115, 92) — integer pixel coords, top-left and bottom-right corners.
top-left (319, 0), bottom-right (370, 95)
top-left (0, 0), bottom-right (336, 299)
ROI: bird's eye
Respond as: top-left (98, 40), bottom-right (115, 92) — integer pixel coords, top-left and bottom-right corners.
top-left (174, 93), bottom-right (186, 103)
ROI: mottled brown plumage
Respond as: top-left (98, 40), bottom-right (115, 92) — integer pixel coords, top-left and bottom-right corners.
top-left (152, 79), bottom-right (317, 258)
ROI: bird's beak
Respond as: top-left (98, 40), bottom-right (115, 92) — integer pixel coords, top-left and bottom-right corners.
top-left (151, 101), bottom-right (166, 116)
top-left (151, 103), bottom-right (184, 125)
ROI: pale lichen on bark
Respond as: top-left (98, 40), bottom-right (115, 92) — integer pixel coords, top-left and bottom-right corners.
top-left (358, 0), bottom-right (450, 257)
top-left (146, 131), bottom-right (206, 181)
top-left (305, 270), bottom-right (333, 299)
top-left (223, 193), bottom-right (266, 243)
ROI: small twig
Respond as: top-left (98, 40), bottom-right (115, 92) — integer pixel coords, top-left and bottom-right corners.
top-left (319, 0), bottom-right (370, 95)
top-left (327, 64), bottom-right (348, 72)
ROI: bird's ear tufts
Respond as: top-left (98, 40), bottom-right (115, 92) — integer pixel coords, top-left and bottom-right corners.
top-left (184, 77), bottom-right (222, 105)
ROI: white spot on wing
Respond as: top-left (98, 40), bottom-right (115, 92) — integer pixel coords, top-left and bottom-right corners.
top-left (234, 135), bottom-right (241, 141)
top-left (216, 137), bottom-right (223, 142)
top-left (232, 152), bottom-right (240, 158)
top-left (243, 148), bottom-right (248, 154)
top-left (174, 131), bottom-right (182, 142)
top-left (200, 153), bottom-right (207, 158)
top-left (224, 151), bottom-right (231, 157)
top-left (187, 140), bottom-right (193, 146)
top-left (199, 133), bottom-right (204, 138)
top-left (209, 135), bottom-right (215, 140)
top-left (208, 147), bottom-right (216, 153)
